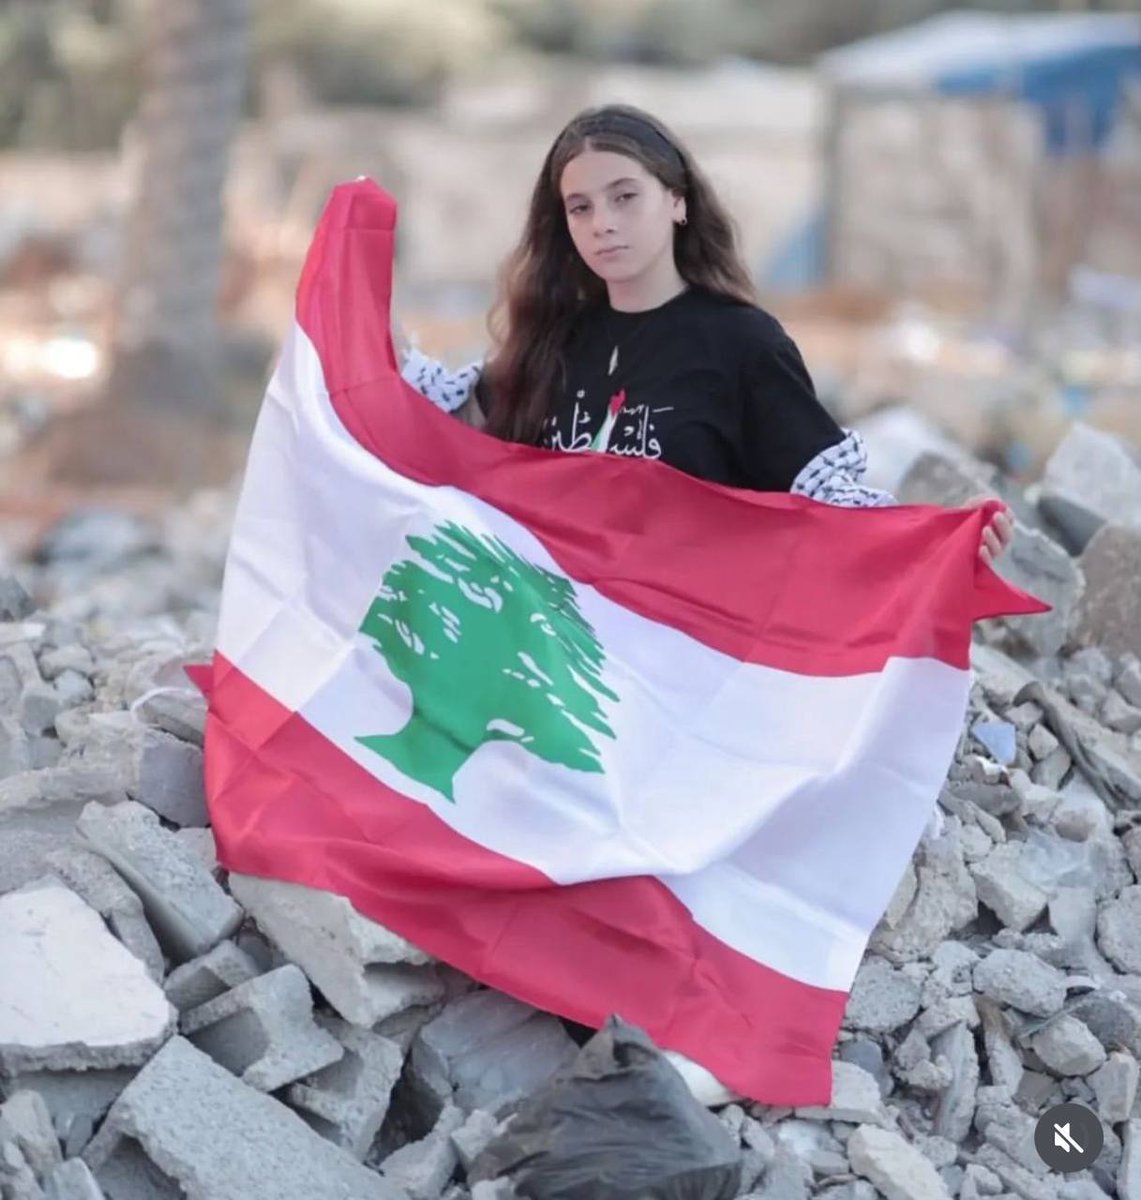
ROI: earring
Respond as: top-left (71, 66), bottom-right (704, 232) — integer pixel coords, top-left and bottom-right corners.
top-left (678, 216), bottom-right (687, 227)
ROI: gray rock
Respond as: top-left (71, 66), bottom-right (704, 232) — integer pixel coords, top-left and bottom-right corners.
top-left (971, 844), bottom-right (1049, 933)
top-left (182, 964), bottom-right (344, 1093)
top-left (0, 884), bottom-right (174, 1075)
top-left (0, 575), bottom-right (34, 621)
top-left (845, 958), bottom-right (923, 1034)
top-left (133, 687), bottom-right (206, 746)
top-left (931, 1022), bottom-right (979, 1143)
top-left (381, 1106), bottom-right (464, 1200)
top-left (1102, 691), bottom-right (1141, 736)
top-left (42, 846), bottom-right (164, 982)
top-left (796, 1062), bottom-right (886, 1125)
top-left (1098, 888), bottom-right (1141, 974)
top-left (409, 990), bottom-right (579, 1119)
top-left (1121, 1120), bottom-right (1141, 1200)
top-left (1073, 526), bottom-right (1141, 659)
top-left (1068, 990), bottom-right (1141, 1057)
top-left (1119, 660), bottom-right (1141, 709)
top-left (1030, 1015), bottom-right (1107, 1077)
top-left (228, 873), bottom-right (442, 1028)
top-left (287, 1017), bottom-right (404, 1161)
top-left (0, 1091), bottom-right (62, 1179)
top-left (163, 940), bottom-right (261, 1011)
top-left (973, 950), bottom-right (1067, 1017)
top-left (1039, 423), bottom-right (1141, 553)
top-left (848, 1124), bottom-right (952, 1200)
top-left (1090, 1051), bottom-right (1140, 1123)
top-left (448, 1110), bottom-right (499, 1174)
top-left (82, 1037), bottom-right (401, 1199)
top-left (43, 1159), bottom-right (106, 1200)
top-left (0, 1068), bottom-right (133, 1159)
top-left (77, 800), bottom-right (241, 964)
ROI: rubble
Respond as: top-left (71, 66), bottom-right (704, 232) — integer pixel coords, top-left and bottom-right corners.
top-left (3, 412), bottom-right (1141, 1196)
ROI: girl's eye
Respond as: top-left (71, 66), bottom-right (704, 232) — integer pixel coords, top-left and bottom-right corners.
top-left (569, 205), bottom-right (587, 216)
top-left (616, 192), bottom-right (636, 203)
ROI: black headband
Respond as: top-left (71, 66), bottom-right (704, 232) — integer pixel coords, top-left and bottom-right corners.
top-left (579, 112), bottom-right (685, 175)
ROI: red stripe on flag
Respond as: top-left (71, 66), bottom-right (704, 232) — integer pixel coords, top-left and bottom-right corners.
top-left (290, 180), bottom-right (1047, 677)
top-left (205, 653), bottom-right (848, 1105)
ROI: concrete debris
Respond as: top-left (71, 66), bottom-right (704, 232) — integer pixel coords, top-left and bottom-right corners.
top-left (76, 800), bottom-right (241, 963)
top-left (287, 1017), bottom-right (404, 1160)
top-left (3, 414), bottom-right (1141, 1196)
top-left (81, 1037), bottom-right (402, 1199)
top-left (181, 964), bottom-right (344, 1092)
top-left (228, 873), bottom-right (444, 1027)
top-left (0, 884), bottom-right (174, 1076)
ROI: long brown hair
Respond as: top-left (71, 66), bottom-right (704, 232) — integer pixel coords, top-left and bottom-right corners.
top-left (481, 104), bottom-right (759, 445)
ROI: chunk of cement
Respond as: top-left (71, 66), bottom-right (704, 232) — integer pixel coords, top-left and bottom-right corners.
top-left (1098, 887), bottom-right (1141, 975)
top-left (409, 989), bottom-right (579, 1118)
top-left (163, 941), bottom-right (261, 1012)
top-left (1031, 1015), bottom-right (1107, 1077)
top-left (973, 949), bottom-right (1067, 1017)
top-left (44, 1159), bottom-right (106, 1200)
top-left (1090, 1052), bottom-right (1140, 1123)
top-left (42, 847), bottom-right (163, 982)
top-left (380, 1106), bottom-right (464, 1200)
top-left (796, 1062), bottom-right (886, 1125)
top-left (82, 1037), bottom-right (403, 1200)
top-left (848, 1125), bottom-right (952, 1200)
top-left (1073, 526), bottom-right (1141, 660)
top-left (844, 958), bottom-right (922, 1034)
top-left (77, 801), bottom-right (241, 964)
top-left (1040, 423), bottom-right (1141, 553)
top-left (0, 885), bottom-right (174, 1074)
top-left (228, 873), bottom-right (442, 1026)
top-left (182, 964), bottom-right (343, 1092)
top-left (287, 1017), bottom-right (404, 1160)
top-left (1, 1069), bottom-right (134, 1159)
top-left (0, 1091), bottom-right (62, 1179)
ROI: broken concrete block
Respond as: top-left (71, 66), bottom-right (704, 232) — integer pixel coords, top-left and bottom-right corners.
top-left (1098, 887), bottom-right (1141, 975)
top-left (1031, 1015), bottom-right (1107, 1077)
top-left (133, 688), bottom-right (205, 747)
top-left (930, 1021), bottom-right (980, 1143)
top-left (163, 940), bottom-right (261, 1011)
top-left (449, 1110), bottom-right (499, 1174)
top-left (973, 949), bottom-right (1066, 1018)
top-left (1069, 991), bottom-right (1141, 1058)
top-left (795, 1061), bottom-right (885, 1125)
top-left (82, 1037), bottom-right (402, 1200)
top-left (1, 714), bottom-right (33, 779)
top-left (228, 873), bottom-right (442, 1026)
top-left (182, 964), bottom-right (343, 1093)
top-left (409, 989), bottom-right (579, 1118)
top-left (381, 1105), bottom-right (464, 1200)
top-left (970, 844), bottom-right (1049, 933)
top-left (173, 827), bottom-right (217, 875)
top-left (1119, 660), bottom-right (1141, 709)
top-left (1122, 1121), bottom-right (1141, 1200)
top-left (0, 1091), bottom-right (61, 1180)
top-left (1091, 1051), bottom-right (1140, 1123)
top-left (1073, 526), bottom-right (1141, 659)
top-left (287, 1017), bottom-right (403, 1160)
top-left (37, 645), bottom-right (94, 683)
top-left (1, 1069), bottom-right (133, 1159)
top-left (993, 525), bottom-right (1084, 659)
top-left (42, 847), bottom-right (163, 982)
top-left (77, 800), bottom-right (241, 963)
top-left (1103, 691), bottom-right (1141, 736)
top-left (43, 1159), bottom-right (105, 1200)
top-left (844, 958), bottom-right (922, 1034)
top-left (0, 575), bottom-right (34, 621)
top-left (0, 1133), bottom-right (44, 1200)
top-left (73, 715), bottom-right (206, 827)
top-left (848, 1124), bottom-right (951, 1200)
top-left (20, 684), bottom-right (63, 737)
top-left (0, 885), bottom-right (174, 1075)
top-left (1039, 423), bottom-right (1141, 554)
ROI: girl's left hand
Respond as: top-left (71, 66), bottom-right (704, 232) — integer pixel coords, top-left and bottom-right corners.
top-left (967, 496), bottom-right (1015, 566)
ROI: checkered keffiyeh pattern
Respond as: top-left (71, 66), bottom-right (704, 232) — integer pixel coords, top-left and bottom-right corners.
top-left (399, 350), bottom-right (896, 510)
top-left (401, 344), bottom-right (482, 413)
top-left (790, 429), bottom-right (897, 508)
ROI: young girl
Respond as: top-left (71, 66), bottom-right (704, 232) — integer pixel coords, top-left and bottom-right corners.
top-left (399, 103), bottom-right (1012, 563)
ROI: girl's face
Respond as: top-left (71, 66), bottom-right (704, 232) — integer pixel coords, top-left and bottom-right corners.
top-left (559, 149), bottom-right (684, 286)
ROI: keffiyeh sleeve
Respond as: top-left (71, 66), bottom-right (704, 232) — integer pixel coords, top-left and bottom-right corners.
top-left (400, 342), bottom-right (483, 414)
top-left (790, 428), bottom-right (897, 508)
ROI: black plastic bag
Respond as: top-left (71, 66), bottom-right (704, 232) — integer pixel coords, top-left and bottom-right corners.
top-left (469, 1017), bottom-right (742, 1200)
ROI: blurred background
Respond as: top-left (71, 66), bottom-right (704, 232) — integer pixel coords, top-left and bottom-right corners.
top-left (0, 0), bottom-right (1139, 553)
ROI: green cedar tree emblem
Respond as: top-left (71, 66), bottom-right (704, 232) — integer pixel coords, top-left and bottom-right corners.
top-left (356, 521), bottom-right (618, 801)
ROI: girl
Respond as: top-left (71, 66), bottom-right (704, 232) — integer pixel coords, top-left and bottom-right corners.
top-left (399, 103), bottom-right (1012, 563)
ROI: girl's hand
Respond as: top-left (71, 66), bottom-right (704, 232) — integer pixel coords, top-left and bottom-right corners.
top-left (967, 495), bottom-right (1015, 566)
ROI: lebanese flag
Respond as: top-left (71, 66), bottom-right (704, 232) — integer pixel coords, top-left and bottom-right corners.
top-left (198, 179), bottom-right (1046, 1105)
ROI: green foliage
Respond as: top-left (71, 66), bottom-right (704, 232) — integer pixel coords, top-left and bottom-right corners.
top-left (357, 521), bottom-right (618, 802)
